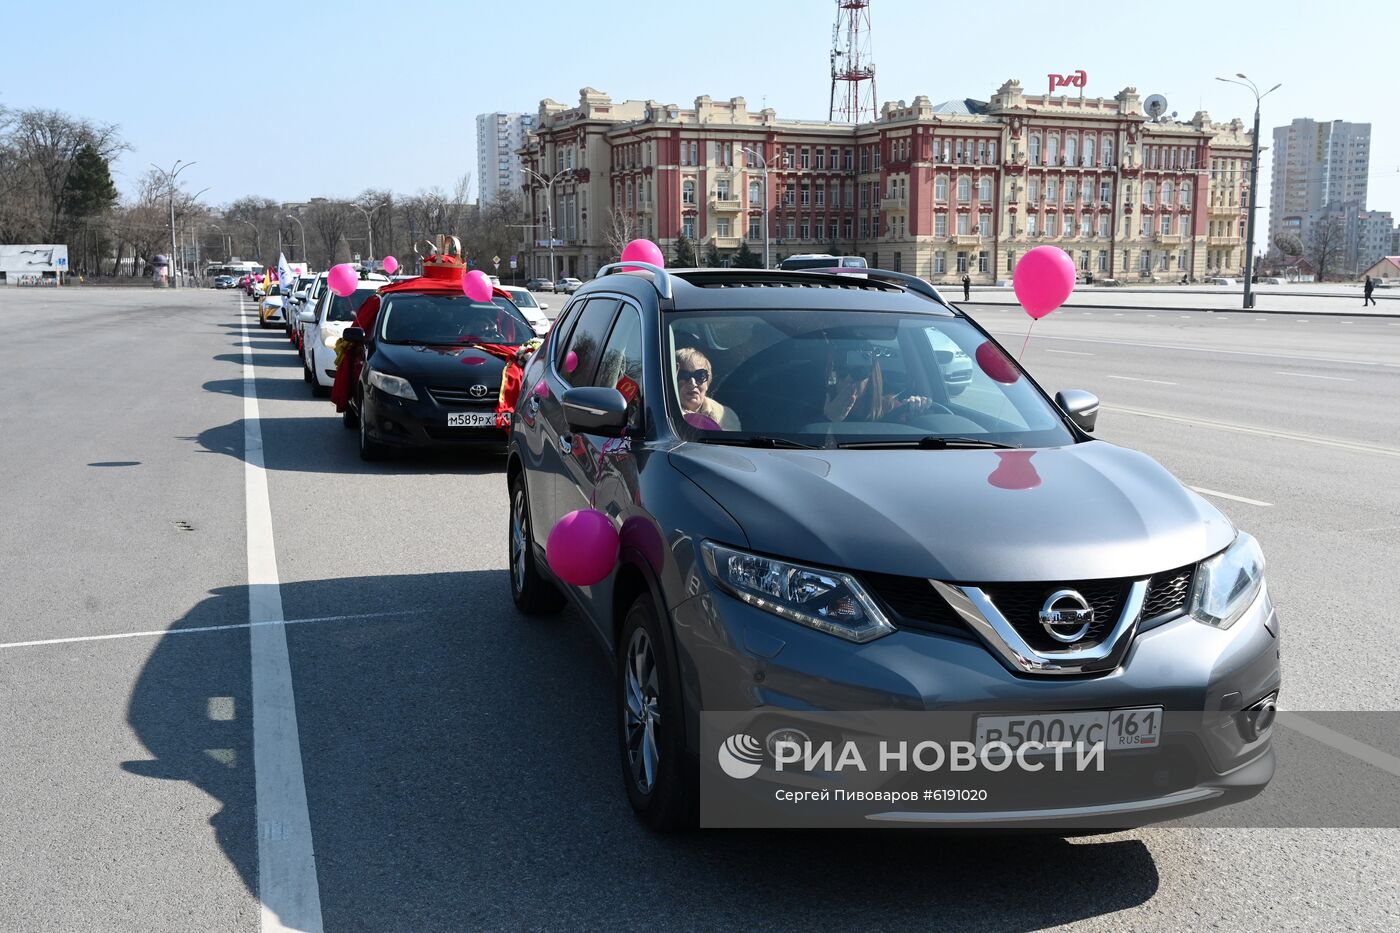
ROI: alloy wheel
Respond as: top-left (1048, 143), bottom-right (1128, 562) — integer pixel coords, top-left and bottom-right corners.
top-left (623, 627), bottom-right (662, 795)
top-left (510, 487), bottom-right (528, 595)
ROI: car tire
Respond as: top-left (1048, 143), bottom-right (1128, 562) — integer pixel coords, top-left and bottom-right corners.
top-left (258, 318), bottom-right (270, 329)
top-left (617, 594), bottom-right (696, 831)
top-left (342, 401), bottom-right (358, 429)
top-left (507, 474), bottom-right (566, 616)
top-left (358, 402), bottom-right (387, 461)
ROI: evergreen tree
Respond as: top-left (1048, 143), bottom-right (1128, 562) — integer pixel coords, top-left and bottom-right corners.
top-left (733, 240), bottom-right (762, 268)
top-left (673, 231), bottom-right (697, 266)
top-left (61, 143), bottom-right (119, 223)
top-left (704, 243), bottom-right (722, 267)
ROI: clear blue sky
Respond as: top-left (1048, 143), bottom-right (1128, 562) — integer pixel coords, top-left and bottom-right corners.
top-left (5, 0), bottom-right (1397, 232)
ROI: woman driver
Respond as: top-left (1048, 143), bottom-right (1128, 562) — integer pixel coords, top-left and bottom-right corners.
top-left (822, 357), bottom-right (934, 423)
top-left (676, 348), bottom-right (740, 430)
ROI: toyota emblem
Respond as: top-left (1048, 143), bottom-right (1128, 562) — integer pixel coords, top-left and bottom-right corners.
top-left (1038, 589), bottom-right (1095, 644)
top-left (469, 384), bottom-right (489, 398)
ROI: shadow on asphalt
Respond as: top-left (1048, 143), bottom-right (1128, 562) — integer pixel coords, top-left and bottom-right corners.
top-left (124, 572), bottom-right (1160, 932)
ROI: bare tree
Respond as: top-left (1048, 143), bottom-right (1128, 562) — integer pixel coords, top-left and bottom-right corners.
top-left (1308, 215), bottom-right (1346, 283)
top-left (306, 201), bottom-right (353, 268)
top-left (602, 208), bottom-right (640, 259)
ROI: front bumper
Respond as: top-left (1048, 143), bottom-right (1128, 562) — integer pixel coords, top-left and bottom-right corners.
top-left (361, 384), bottom-right (508, 448)
top-left (676, 579), bottom-right (1281, 825)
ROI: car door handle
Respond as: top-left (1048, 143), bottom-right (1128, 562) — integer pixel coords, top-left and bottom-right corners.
top-left (526, 395), bottom-right (541, 414)
top-left (559, 433), bottom-right (573, 455)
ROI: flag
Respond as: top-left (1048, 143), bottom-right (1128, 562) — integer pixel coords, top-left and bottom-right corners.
top-left (277, 252), bottom-right (292, 291)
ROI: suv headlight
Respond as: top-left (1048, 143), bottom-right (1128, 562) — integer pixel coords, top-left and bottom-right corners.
top-left (368, 370), bottom-right (417, 401)
top-left (701, 542), bottom-right (894, 643)
top-left (1188, 532), bottom-right (1265, 630)
top-left (323, 329), bottom-right (341, 349)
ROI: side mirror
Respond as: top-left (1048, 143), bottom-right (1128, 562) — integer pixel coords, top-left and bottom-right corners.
top-left (562, 386), bottom-right (629, 437)
top-left (1056, 389), bottom-right (1099, 433)
top-left (342, 327), bottom-right (366, 344)
top-left (539, 302), bottom-right (549, 311)
top-left (297, 309), bottom-right (316, 324)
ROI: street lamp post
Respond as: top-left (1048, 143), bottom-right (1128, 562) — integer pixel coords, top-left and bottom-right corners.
top-left (1216, 74), bottom-right (1280, 310)
top-left (151, 160), bottom-right (196, 288)
top-left (349, 202), bottom-right (384, 263)
top-left (523, 167), bottom-right (575, 284)
top-left (283, 214), bottom-right (307, 264)
top-left (742, 146), bottom-right (771, 268)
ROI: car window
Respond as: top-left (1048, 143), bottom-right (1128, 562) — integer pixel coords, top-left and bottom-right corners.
top-left (593, 305), bottom-right (644, 432)
top-left (558, 298), bottom-right (620, 387)
top-left (378, 293), bottom-right (534, 346)
top-left (326, 288), bottom-right (379, 322)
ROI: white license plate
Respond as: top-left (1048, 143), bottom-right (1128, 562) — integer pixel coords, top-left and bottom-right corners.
top-left (975, 707), bottom-right (1162, 754)
top-left (447, 411), bottom-right (496, 428)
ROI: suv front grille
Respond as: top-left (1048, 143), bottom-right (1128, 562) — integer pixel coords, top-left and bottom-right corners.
top-left (426, 385), bottom-right (497, 407)
top-left (1141, 563), bottom-right (1196, 621)
top-left (980, 579), bottom-right (1128, 653)
top-left (860, 573), bottom-right (971, 638)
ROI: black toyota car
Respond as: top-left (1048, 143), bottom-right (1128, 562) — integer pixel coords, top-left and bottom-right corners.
top-left (340, 290), bottom-right (535, 460)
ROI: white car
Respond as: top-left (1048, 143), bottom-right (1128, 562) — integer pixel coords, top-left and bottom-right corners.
top-left (1204, 276), bottom-right (1237, 286)
top-left (298, 274), bottom-right (389, 395)
top-left (498, 286), bottom-right (551, 335)
top-left (294, 272), bottom-right (331, 352)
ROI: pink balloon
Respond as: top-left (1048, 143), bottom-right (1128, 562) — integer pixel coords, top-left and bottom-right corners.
top-left (620, 238), bottom-right (665, 269)
top-left (988, 451), bottom-right (1042, 491)
top-left (533, 380), bottom-right (550, 398)
top-left (1013, 245), bottom-right (1076, 318)
top-left (546, 508), bottom-right (619, 586)
top-left (563, 350), bottom-right (578, 373)
top-left (327, 263), bottom-right (358, 298)
top-left (382, 255), bottom-right (399, 275)
top-left (463, 269), bottom-right (493, 302)
top-left (974, 341), bottom-right (1021, 385)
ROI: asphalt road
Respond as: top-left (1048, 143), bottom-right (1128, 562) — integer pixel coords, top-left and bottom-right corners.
top-left (0, 285), bottom-right (1397, 932)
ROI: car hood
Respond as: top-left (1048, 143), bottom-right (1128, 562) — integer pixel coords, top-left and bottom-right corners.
top-left (371, 340), bottom-right (510, 383)
top-left (668, 441), bottom-right (1234, 582)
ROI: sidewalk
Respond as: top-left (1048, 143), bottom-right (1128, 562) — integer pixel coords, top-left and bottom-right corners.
top-left (960, 284), bottom-right (1400, 318)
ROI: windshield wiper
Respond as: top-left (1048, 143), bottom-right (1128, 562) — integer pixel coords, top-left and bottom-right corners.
top-left (836, 436), bottom-right (1020, 450)
top-left (695, 435), bottom-right (823, 450)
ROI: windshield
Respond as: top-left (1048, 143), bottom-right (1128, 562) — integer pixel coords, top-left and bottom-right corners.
top-left (379, 293), bottom-right (533, 346)
top-left (503, 290), bottom-right (539, 309)
top-left (326, 288), bottom-right (380, 322)
top-left (664, 308), bottom-right (1076, 448)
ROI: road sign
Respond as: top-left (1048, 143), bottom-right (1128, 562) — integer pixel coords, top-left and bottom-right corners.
top-left (468, 258), bottom-right (475, 267)
top-left (509, 259), bottom-right (517, 269)
top-left (492, 255), bottom-right (501, 265)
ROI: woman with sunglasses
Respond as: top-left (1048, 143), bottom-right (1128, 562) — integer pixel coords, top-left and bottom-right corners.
top-left (675, 348), bottom-right (740, 430)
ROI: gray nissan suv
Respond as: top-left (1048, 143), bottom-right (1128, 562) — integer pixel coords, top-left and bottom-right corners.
top-left (506, 264), bottom-right (1281, 830)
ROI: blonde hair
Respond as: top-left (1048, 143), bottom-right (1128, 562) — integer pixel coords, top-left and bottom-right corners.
top-left (676, 347), bottom-right (712, 371)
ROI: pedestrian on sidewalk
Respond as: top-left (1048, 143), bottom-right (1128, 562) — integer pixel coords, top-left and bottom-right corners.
top-left (962, 273), bottom-right (971, 302)
top-left (1363, 275), bottom-right (1376, 306)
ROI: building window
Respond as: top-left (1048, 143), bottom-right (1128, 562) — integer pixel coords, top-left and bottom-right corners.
top-left (1028, 177), bottom-right (1041, 203)
top-left (935, 212), bottom-right (948, 236)
top-left (682, 180), bottom-right (695, 204)
top-left (717, 219), bottom-right (731, 238)
top-left (1159, 252), bottom-right (1170, 271)
top-left (800, 181), bottom-right (810, 206)
top-left (1177, 250), bottom-right (1187, 270)
top-left (1140, 250), bottom-right (1152, 271)
top-left (935, 176), bottom-right (948, 201)
top-left (1179, 182), bottom-right (1191, 206)
top-left (1079, 250), bottom-right (1090, 270)
top-left (893, 251), bottom-right (902, 272)
top-left (956, 252), bottom-right (969, 273)
top-left (815, 182), bottom-right (825, 206)
top-left (935, 251), bottom-right (946, 274)
top-left (1081, 214), bottom-right (1092, 236)
top-left (716, 177), bottom-right (730, 200)
top-left (1099, 180), bottom-right (1111, 203)
top-left (843, 219), bottom-right (852, 239)
top-left (800, 221), bottom-right (809, 239)
top-left (978, 251), bottom-right (989, 272)
top-left (787, 219), bottom-right (796, 239)
top-left (1062, 215), bottom-right (1072, 236)
top-left (978, 216), bottom-right (990, 236)
top-left (748, 218), bottom-right (761, 240)
top-left (1065, 179), bottom-right (1076, 203)
top-left (1046, 179), bottom-right (1058, 202)
top-left (1160, 215), bottom-right (1171, 235)
top-left (1029, 134), bottom-right (1041, 166)
top-left (1047, 134), bottom-right (1060, 165)
top-left (1179, 215), bottom-right (1189, 237)
top-left (1102, 138), bottom-right (1114, 166)
top-left (988, 141), bottom-right (997, 163)
top-left (1083, 136), bottom-right (1095, 166)
top-left (957, 177), bottom-right (971, 202)
top-left (843, 147), bottom-right (853, 171)
top-left (748, 180), bottom-right (760, 203)
top-left (956, 213), bottom-right (970, 235)
top-left (1065, 135), bottom-right (1078, 165)
top-left (783, 186), bottom-right (795, 207)
top-left (1006, 250), bottom-right (1016, 272)
top-left (800, 147), bottom-right (810, 169)
top-left (978, 176), bottom-right (992, 201)
top-left (815, 148), bottom-right (825, 170)
top-left (1027, 215), bottom-right (1039, 236)
top-left (683, 217), bottom-right (695, 238)
top-left (1161, 181), bottom-right (1172, 205)
top-left (1143, 180), bottom-right (1154, 204)
top-left (1098, 250), bottom-right (1108, 272)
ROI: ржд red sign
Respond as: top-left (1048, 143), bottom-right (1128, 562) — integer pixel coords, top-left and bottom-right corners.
top-left (1048, 71), bottom-right (1087, 95)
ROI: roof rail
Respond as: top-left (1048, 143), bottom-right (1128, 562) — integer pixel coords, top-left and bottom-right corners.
top-left (596, 260), bottom-right (673, 300)
top-left (837, 268), bottom-right (952, 307)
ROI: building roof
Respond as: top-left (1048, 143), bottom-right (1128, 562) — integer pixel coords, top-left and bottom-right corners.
top-left (931, 98), bottom-right (988, 115)
top-left (1365, 256), bottom-right (1400, 273)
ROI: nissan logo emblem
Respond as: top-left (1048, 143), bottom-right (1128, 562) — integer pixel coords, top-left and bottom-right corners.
top-left (1038, 589), bottom-right (1095, 644)
top-left (469, 384), bottom-right (489, 398)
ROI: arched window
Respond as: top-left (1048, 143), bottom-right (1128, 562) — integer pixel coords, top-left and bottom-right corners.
top-left (1029, 135), bottom-right (1041, 166)
top-left (625, 181), bottom-right (633, 207)
top-left (682, 180), bottom-right (695, 204)
top-left (957, 176), bottom-right (971, 202)
top-left (1101, 137), bottom-right (1114, 166)
top-left (935, 176), bottom-right (948, 200)
top-left (1065, 135), bottom-right (1078, 166)
top-left (1161, 181), bottom-right (1172, 205)
top-left (748, 180), bottom-right (760, 203)
top-left (1084, 136), bottom-right (1096, 167)
top-left (1143, 181), bottom-right (1155, 204)
top-left (1179, 181), bottom-right (1191, 206)
top-left (1047, 134), bottom-right (1060, 165)
top-left (978, 176), bottom-right (992, 201)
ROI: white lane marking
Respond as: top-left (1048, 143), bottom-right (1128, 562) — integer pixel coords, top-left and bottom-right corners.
top-left (1114, 313), bottom-right (1123, 316)
top-left (243, 308), bottom-right (325, 933)
top-left (1278, 713), bottom-right (1400, 780)
top-left (1044, 349), bottom-right (1095, 356)
top-left (0, 610), bottom-right (429, 652)
top-left (1106, 374), bottom-right (1179, 386)
top-left (1146, 314), bottom-right (1156, 318)
top-left (1187, 486), bottom-right (1273, 507)
top-left (1255, 318), bottom-right (1266, 322)
top-left (1105, 404), bottom-right (1400, 459)
top-left (985, 329), bottom-right (1387, 367)
top-left (1274, 371), bottom-right (1354, 382)
top-left (1179, 315), bottom-right (1190, 319)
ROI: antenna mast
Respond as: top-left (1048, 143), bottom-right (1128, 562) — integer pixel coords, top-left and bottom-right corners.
top-left (829, 0), bottom-right (876, 123)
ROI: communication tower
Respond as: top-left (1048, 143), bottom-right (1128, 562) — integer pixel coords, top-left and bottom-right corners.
top-left (829, 0), bottom-right (876, 123)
